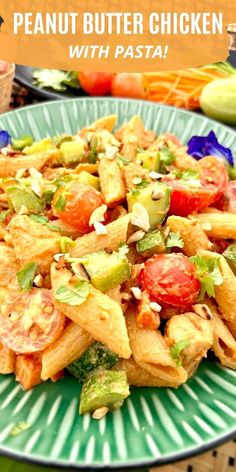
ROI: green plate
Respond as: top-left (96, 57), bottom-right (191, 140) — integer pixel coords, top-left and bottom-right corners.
top-left (0, 98), bottom-right (236, 470)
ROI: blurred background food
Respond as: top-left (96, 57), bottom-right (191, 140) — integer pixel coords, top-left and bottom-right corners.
top-left (29, 63), bottom-right (236, 125)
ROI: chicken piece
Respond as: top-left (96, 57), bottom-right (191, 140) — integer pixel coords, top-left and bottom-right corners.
top-left (8, 215), bottom-right (60, 275)
top-left (165, 312), bottom-right (213, 378)
top-left (0, 341), bottom-right (16, 374)
top-left (122, 162), bottom-right (151, 191)
top-left (15, 354), bottom-right (42, 390)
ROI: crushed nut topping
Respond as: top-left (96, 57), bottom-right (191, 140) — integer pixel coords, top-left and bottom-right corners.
top-left (94, 221), bottom-right (108, 235)
top-left (89, 204), bottom-right (107, 227)
top-left (127, 230), bottom-right (145, 244)
top-left (130, 203), bottom-right (150, 232)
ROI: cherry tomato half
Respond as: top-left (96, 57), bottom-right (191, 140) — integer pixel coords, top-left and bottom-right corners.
top-left (166, 156), bottom-right (228, 216)
top-left (138, 253), bottom-right (200, 309)
top-left (78, 72), bottom-right (114, 96)
top-left (52, 182), bottom-right (105, 233)
top-left (0, 289), bottom-right (65, 353)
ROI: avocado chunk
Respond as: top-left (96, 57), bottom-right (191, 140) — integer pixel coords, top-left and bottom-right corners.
top-left (79, 249), bottom-right (131, 292)
top-left (67, 343), bottom-right (119, 382)
top-left (127, 182), bottom-right (170, 228)
top-left (24, 138), bottom-right (54, 155)
top-left (12, 135), bottom-right (33, 151)
top-left (137, 151), bottom-right (160, 172)
top-left (136, 228), bottom-right (165, 257)
top-left (77, 171), bottom-right (100, 190)
top-left (79, 369), bottom-right (130, 415)
top-left (59, 140), bottom-right (85, 166)
top-left (223, 244), bottom-right (236, 274)
top-left (7, 187), bottom-right (44, 213)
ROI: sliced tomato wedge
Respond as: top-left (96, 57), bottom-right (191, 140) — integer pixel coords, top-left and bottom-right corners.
top-left (138, 253), bottom-right (200, 309)
top-left (0, 289), bottom-right (65, 353)
top-left (166, 156), bottom-right (228, 216)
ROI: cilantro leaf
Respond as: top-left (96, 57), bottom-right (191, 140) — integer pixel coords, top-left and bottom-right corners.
top-left (166, 231), bottom-right (184, 249)
top-left (17, 262), bottom-right (38, 292)
top-left (170, 339), bottom-right (190, 366)
top-left (0, 209), bottom-right (11, 223)
top-left (135, 178), bottom-right (150, 189)
top-left (60, 236), bottom-right (75, 254)
top-left (30, 214), bottom-right (60, 232)
top-left (190, 255), bottom-right (223, 301)
top-left (159, 146), bottom-right (175, 173)
top-left (10, 421), bottom-right (31, 437)
top-left (54, 194), bottom-right (66, 211)
top-left (55, 280), bottom-right (90, 306)
top-left (117, 154), bottom-right (131, 167)
top-left (118, 243), bottom-right (129, 258)
top-left (180, 169), bottom-right (200, 181)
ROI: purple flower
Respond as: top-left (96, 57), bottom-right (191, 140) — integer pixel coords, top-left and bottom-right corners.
top-left (187, 131), bottom-right (234, 167)
top-left (0, 130), bottom-right (11, 149)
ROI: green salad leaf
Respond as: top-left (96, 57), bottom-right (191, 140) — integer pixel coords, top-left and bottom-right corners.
top-left (33, 69), bottom-right (79, 92)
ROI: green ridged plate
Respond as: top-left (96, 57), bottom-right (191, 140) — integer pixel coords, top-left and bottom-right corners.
top-left (0, 98), bottom-right (236, 470)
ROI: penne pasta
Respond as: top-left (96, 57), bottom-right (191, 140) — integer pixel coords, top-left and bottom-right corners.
top-left (195, 212), bottom-right (236, 239)
top-left (205, 299), bottom-right (236, 369)
top-left (120, 116), bottom-right (145, 160)
top-left (41, 321), bottom-right (94, 380)
top-left (98, 157), bottom-right (126, 207)
top-left (0, 150), bottom-right (59, 178)
top-left (114, 357), bottom-right (184, 388)
top-left (0, 243), bottom-right (20, 297)
top-left (71, 214), bottom-right (131, 257)
top-left (126, 308), bottom-right (187, 385)
top-left (198, 250), bottom-right (236, 331)
top-left (89, 114), bottom-right (117, 132)
top-left (167, 215), bottom-right (213, 256)
top-left (51, 264), bottom-right (131, 359)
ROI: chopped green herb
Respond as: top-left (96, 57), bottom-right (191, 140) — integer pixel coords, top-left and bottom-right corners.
top-left (190, 255), bottom-right (223, 300)
top-left (118, 243), bottom-right (129, 258)
top-left (159, 146), bottom-right (175, 173)
top-left (60, 236), bottom-right (75, 254)
top-left (17, 262), bottom-right (38, 292)
top-left (10, 421), bottom-right (31, 437)
top-left (30, 214), bottom-right (60, 232)
top-left (223, 244), bottom-right (236, 274)
top-left (54, 194), bottom-right (66, 211)
top-left (88, 137), bottom-right (98, 164)
top-left (0, 209), bottom-right (11, 223)
top-left (170, 339), bottom-right (190, 367)
top-left (55, 280), bottom-right (90, 306)
top-left (172, 168), bottom-right (200, 181)
top-left (166, 231), bottom-right (184, 249)
top-left (134, 178), bottom-right (150, 189)
top-left (116, 154), bottom-right (131, 167)
top-left (43, 189), bottom-right (55, 204)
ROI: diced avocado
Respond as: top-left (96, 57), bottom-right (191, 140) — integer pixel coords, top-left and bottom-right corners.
top-left (12, 135), bottom-right (33, 151)
top-left (7, 187), bottom-right (44, 213)
top-left (137, 151), bottom-right (160, 172)
top-left (24, 138), bottom-right (54, 155)
top-left (79, 249), bottom-right (131, 292)
top-left (52, 134), bottom-right (73, 148)
top-left (58, 139), bottom-right (85, 166)
top-left (77, 171), bottom-right (100, 191)
top-left (223, 244), bottom-right (236, 274)
top-left (79, 369), bottom-right (130, 415)
top-left (136, 228), bottom-right (166, 257)
top-left (127, 182), bottom-right (170, 228)
top-left (67, 343), bottom-right (119, 382)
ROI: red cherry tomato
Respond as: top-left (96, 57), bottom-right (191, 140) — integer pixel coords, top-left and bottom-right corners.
top-left (111, 73), bottom-right (147, 100)
top-left (138, 254), bottom-right (200, 309)
top-left (222, 181), bottom-right (236, 213)
top-left (52, 182), bottom-right (105, 233)
top-left (0, 289), bottom-right (65, 354)
top-left (166, 156), bottom-right (228, 216)
top-left (78, 72), bottom-right (114, 96)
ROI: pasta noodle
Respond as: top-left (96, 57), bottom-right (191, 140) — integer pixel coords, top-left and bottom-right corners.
top-left (195, 212), bottom-right (236, 239)
top-left (167, 215), bottom-right (213, 256)
top-left (98, 157), bottom-right (126, 206)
